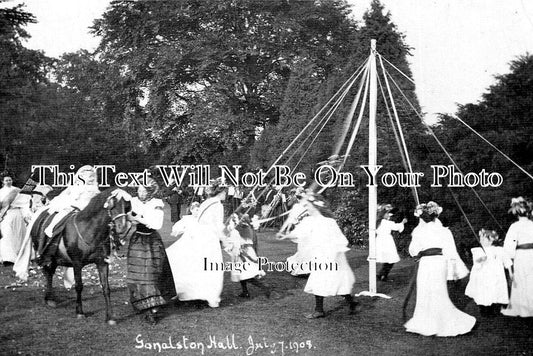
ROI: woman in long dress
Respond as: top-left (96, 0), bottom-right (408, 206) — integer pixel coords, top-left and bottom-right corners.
top-left (278, 192), bottom-right (356, 319)
top-left (127, 177), bottom-right (175, 323)
top-left (0, 173), bottom-right (27, 264)
top-left (194, 180), bottom-right (227, 307)
top-left (167, 180), bottom-right (227, 308)
top-left (166, 201), bottom-right (220, 306)
top-left (404, 201), bottom-right (476, 337)
top-left (501, 197), bottom-right (533, 317)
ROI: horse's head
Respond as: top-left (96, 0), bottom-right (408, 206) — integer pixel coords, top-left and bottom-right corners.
top-left (104, 189), bottom-right (133, 238)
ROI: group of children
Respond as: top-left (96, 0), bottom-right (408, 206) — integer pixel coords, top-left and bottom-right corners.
top-left (376, 196), bottom-right (533, 322)
top-left (168, 188), bottom-right (356, 319)
top-left (167, 188), bottom-right (533, 329)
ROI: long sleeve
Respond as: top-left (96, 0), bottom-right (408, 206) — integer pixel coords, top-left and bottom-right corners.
top-left (503, 223), bottom-right (518, 259)
top-left (132, 198), bottom-right (164, 230)
top-left (441, 228), bottom-right (458, 261)
top-left (388, 219), bottom-right (405, 233)
top-left (171, 216), bottom-right (190, 237)
top-left (408, 228), bottom-right (423, 257)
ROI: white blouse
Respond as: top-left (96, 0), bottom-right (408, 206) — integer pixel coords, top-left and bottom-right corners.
top-left (409, 221), bottom-right (455, 259)
top-left (131, 197), bottom-right (164, 230)
top-left (504, 217), bottom-right (533, 259)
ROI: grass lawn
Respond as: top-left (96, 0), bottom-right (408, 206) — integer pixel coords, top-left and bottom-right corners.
top-left (1, 204), bottom-right (532, 356)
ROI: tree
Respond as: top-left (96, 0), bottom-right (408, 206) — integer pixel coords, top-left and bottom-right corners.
top-left (91, 0), bottom-right (360, 165)
top-left (0, 1), bottom-right (52, 178)
top-left (434, 54), bottom-right (533, 251)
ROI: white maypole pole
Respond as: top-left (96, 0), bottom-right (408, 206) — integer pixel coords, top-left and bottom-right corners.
top-left (368, 39), bottom-right (378, 295)
top-left (357, 39), bottom-right (390, 299)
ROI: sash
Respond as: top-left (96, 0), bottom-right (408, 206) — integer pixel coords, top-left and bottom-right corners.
top-left (516, 243), bottom-right (533, 250)
top-left (197, 200), bottom-right (219, 222)
top-left (402, 248), bottom-right (443, 321)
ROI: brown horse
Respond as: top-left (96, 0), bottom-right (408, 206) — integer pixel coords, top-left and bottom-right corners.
top-left (30, 188), bottom-right (132, 325)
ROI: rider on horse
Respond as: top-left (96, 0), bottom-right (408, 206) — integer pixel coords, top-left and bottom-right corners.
top-left (37, 165), bottom-right (100, 265)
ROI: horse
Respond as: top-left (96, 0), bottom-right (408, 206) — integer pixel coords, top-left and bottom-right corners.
top-left (30, 188), bottom-right (133, 325)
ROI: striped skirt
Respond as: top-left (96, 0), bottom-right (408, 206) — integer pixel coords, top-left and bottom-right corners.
top-left (127, 228), bottom-right (176, 311)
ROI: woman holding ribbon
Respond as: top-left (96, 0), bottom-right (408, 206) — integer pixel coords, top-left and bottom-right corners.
top-left (501, 197), bottom-right (533, 317)
top-left (127, 177), bottom-right (175, 324)
top-left (404, 201), bottom-right (476, 337)
top-left (192, 179), bottom-right (228, 308)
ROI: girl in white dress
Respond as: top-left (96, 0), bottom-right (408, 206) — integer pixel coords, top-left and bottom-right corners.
top-left (465, 229), bottom-right (512, 316)
top-left (225, 214), bottom-right (269, 298)
top-left (501, 197), bottom-right (533, 317)
top-left (376, 204), bottom-right (407, 282)
top-left (0, 174), bottom-right (27, 264)
top-left (278, 192), bottom-right (356, 319)
top-left (281, 188), bottom-right (310, 276)
top-left (404, 201), bottom-right (476, 337)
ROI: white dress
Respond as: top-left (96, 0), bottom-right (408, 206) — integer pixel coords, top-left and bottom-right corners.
top-left (501, 217), bottom-right (533, 317)
top-left (226, 229), bottom-right (264, 282)
top-left (376, 219), bottom-right (404, 264)
top-left (290, 216), bottom-right (355, 297)
top-left (465, 246), bottom-right (511, 306)
top-left (44, 183), bottom-right (100, 237)
top-left (404, 221), bottom-right (476, 337)
top-left (284, 203), bottom-right (309, 275)
top-left (420, 219), bottom-right (469, 280)
top-left (167, 197), bottom-right (225, 308)
top-left (0, 186), bottom-right (28, 263)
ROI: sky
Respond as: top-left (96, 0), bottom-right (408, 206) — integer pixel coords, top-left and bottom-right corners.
top-left (4, 0), bottom-right (533, 123)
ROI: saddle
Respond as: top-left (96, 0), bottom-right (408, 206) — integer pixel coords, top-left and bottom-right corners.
top-left (34, 209), bottom-right (78, 266)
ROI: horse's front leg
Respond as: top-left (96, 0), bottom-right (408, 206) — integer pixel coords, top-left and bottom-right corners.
top-left (43, 261), bottom-right (57, 308)
top-left (97, 262), bottom-right (116, 325)
top-left (73, 264), bottom-right (85, 318)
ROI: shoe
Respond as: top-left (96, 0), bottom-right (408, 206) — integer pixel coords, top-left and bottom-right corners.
top-left (349, 301), bottom-right (359, 315)
top-left (238, 292), bottom-right (251, 298)
top-left (142, 311), bottom-right (157, 325)
top-left (305, 311), bottom-right (325, 319)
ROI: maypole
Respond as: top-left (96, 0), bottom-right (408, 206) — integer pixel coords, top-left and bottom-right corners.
top-left (357, 39), bottom-right (390, 299)
top-left (368, 39), bottom-right (378, 295)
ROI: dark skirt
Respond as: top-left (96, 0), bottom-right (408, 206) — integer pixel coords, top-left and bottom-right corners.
top-left (127, 228), bottom-right (176, 311)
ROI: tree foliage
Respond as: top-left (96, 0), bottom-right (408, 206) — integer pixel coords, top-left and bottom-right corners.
top-left (91, 0), bottom-right (359, 165)
top-left (434, 54), bottom-right (533, 255)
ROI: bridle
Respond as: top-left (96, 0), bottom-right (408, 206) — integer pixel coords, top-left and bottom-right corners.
top-left (106, 200), bottom-right (133, 252)
top-left (73, 198), bottom-right (132, 252)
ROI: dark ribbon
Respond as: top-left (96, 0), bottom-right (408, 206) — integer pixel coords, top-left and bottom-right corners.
top-left (402, 248), bottom-right (443, 322)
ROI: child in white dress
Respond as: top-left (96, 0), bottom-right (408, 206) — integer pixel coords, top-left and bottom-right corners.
top-left (465, 229), bottom-right (512, 316)
top-left (225, 214), bottom-right (269, 298)
top-left (376, 204), bottom-right (407, 282)
top-left (278, 193), bottom-right (356, 319)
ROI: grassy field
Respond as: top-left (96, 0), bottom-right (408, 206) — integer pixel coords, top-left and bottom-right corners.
top-left (1, 205), bottom-right (532, 356)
